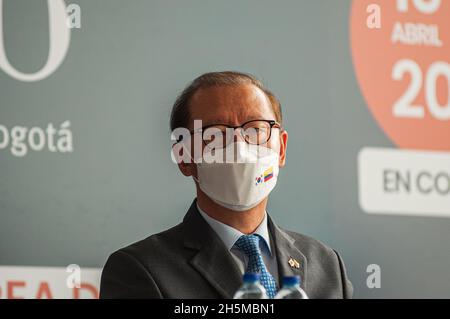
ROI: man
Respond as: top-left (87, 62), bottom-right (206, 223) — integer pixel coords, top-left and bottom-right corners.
top-left (100, 71), bottom-right (353, 299)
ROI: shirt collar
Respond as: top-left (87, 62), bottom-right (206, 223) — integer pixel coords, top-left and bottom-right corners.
top-left (196, 202), bottom-right (272, 254)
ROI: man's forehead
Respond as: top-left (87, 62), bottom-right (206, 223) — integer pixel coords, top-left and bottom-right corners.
top-left (188, 84), bottom-right (273, 126)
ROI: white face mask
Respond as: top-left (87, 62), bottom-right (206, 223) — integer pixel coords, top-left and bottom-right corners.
top-left (193, 142), bottom-right (280, 211)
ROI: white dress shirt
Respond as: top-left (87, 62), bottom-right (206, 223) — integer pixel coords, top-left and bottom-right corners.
top-left (197, 203), bottom-right (279, 284)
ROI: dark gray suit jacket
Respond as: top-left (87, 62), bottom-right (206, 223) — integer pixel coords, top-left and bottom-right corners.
top-left (100, 200), bottom-right (353, 299)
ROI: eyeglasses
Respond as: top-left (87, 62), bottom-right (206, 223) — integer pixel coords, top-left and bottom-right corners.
top-left (190, 119), bottom-right (281, 148)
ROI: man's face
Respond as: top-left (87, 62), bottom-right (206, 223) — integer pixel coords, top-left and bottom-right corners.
top-left (178, 84), bottom-right (288, 177)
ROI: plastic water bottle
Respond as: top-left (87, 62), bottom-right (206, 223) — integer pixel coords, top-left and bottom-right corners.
top-left (275, 275), bottom-right (309, 299)
top-left (233, 273), bottom-right (268, 299)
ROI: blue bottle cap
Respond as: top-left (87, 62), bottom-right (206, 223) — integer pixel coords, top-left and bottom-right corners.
top-left (243, 273), bottom-right (260, 283)
top-left (282, 275), bottom-right (301, 286)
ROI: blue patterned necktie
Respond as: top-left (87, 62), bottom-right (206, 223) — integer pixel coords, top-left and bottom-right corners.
top-left (234, 234), bottom-right (278, 298)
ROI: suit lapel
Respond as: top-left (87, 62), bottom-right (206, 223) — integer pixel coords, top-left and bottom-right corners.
top-left (181, 200), bottom-right (308, 296)
top-left (268, 214), bottom-right (308, 290)
top-left (182, 200), bottom-right (242, 298)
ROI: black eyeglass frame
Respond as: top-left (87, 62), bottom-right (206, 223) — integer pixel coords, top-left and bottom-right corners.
top-left (186, 119), bottom-right (282, 146)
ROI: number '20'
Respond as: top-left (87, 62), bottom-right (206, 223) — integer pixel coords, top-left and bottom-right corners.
top-left (393, 60), bottom-right (450, 121)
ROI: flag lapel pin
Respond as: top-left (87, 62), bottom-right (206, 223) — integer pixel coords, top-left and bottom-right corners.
top-left (288, 257), bottom-right (300, 269)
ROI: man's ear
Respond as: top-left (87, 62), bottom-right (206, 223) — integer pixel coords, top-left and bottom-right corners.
top-left (278, 129), bottom-right (288, 167)
top-left (178, 162), bottom-right (196, 177)
top-left (172, 143), bottom-right (196, 177)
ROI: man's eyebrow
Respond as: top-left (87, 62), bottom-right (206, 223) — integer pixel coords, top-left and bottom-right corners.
top-left (201, 118), bottom-right (267, 127)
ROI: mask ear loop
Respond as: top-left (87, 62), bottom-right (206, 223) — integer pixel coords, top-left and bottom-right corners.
top-left (191, 150), bottom-right (200, 184)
